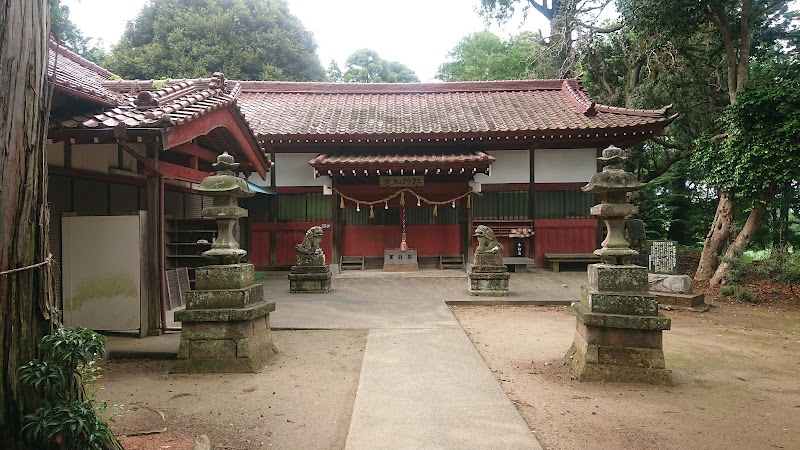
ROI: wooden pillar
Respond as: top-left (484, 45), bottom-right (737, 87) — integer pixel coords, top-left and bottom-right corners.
top-left (528, 145), bottom-right (536, 260)
top-left (145, 142), bottom-right (164, 335)
top-left (331, 178), bottom-right (342, 267)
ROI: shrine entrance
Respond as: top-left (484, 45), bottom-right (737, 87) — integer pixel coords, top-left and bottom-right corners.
top-left (312, 150), bottom-right (493, 270)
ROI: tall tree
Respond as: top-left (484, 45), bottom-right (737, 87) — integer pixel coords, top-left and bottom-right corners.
top-left (620, 0), bottom-right (794, 282)
top-left (49, 0), bottom-right (106, 63)
top-left (0, 0), bottom-right (56, 448)
top-left (107, 0), bottom-right (326, 81)
top-left (342, 49), bottom-right (419, 83)
top-left (436, 31), bottom-right (544, 81)
top-left (691, 51), bottom-right (800, 285)
top-left (480, 0), bottom-right (622, 77)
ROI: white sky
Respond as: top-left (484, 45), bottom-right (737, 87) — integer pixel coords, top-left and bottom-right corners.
top-left (61, 0), bottom-right (550, 82)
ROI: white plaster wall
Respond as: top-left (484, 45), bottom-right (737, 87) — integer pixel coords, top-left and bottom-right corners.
top-left (47, 140), bottom-right (64, 166)
top-left (534, 148), bottom-right (597, 183)
top-left (473, 150), bottom-right (530, 184)
top-left (72, 143), bottom-right (118, 173)
top-left (274, 152), bottom-right (328, 187)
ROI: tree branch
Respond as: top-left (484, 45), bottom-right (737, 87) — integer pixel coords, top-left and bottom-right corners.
top-left (527, 0), bottom-right (554, 21)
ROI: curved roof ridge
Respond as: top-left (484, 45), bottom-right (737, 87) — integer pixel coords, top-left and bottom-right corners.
top-left (237, 79), bottom-right (565, 94)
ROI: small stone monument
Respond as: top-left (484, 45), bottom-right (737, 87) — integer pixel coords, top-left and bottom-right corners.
top-left (468, 225), bottom-right (510, 296)
top-left (565, 145), bottom-right (672, 384)
top-left (173, 153), bottom-right (276, 373)
top-left (289, 226), bottom-right (332, 293)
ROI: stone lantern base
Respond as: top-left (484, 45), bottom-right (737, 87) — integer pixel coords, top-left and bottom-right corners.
top-left (565, 264), bottom-right (672, 384)
top-left (173, 263), bottom-right (276, 373)
top-left (468, 253), bottom-right (509, 296)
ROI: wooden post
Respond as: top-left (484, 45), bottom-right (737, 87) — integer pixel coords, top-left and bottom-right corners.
top-left (145, 142), bottom-right (164, 335)
top-left (331, 179), bottom-right (342, 268)
top-left (528, 146), bottom-right (536, 260)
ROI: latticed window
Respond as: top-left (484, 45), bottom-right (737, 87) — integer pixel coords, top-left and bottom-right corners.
top-left (533, 190), bottom-right (593, 219)
top-left (277, 194), bottom-right (332, 222)
top-left (472, 191), bottom-right (528, 220)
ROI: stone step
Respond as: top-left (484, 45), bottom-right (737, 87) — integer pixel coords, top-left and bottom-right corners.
top-left (653, 291), bottom-right (706, 308)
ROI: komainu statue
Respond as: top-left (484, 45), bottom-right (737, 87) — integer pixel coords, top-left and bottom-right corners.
top-left (474, 225), bottom-right (503, 256)
top-left (469, 225), bottom-right (509, 296)
top-left (296, 226), bottom-right (324, 256)
top-left (289, 225), bottom-right (331, 293)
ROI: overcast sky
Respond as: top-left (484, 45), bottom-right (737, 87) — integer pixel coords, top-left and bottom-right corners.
top-left (61, 0), bottom-right (551, 82)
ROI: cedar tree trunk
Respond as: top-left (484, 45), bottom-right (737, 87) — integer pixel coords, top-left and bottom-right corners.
top-left (0, 1), bottom-right (55, 448)
top-left (710, 199), bottom-right (771, 287)
top-left (695, 192), bottom-right (735, 280)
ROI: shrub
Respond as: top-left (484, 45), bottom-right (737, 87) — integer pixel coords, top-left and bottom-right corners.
top-left (18, 327), bottom-right (122, 450)
top-left (722, 253), bottom-right (753, 284)
top-left (737, 289), bottom-right (761, 304)
top-left (720, 285), bottom-right (736, 296)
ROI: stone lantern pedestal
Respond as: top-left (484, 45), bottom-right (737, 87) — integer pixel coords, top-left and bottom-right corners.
top-left (468, 226), bottom-right (509, 296)
top-left (173, 152), bottom-right (276, 373)
top-left (289, 226), bottom-right (332, 293)
top-left (566, 263), bottom-right (671, 383)
top-left (565, 145), bottom-right (671, 384)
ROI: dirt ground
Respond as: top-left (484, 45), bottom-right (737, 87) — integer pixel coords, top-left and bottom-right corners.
top-left (452, 300), bottom-right (800, 450)
top-left (99, 330), bottom-right (366, 450)
top-left (96, 277), bottom-right (800, 450)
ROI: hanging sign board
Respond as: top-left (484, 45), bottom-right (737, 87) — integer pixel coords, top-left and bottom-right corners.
top-left (379, 176), bottom-right (424, 188)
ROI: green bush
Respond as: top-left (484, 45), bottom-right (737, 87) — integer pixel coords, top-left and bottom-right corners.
top-left (757, 246), bottom-right (800, 294)
top-left (720, 285), bottom-right (736, 296)
top-left (18, 327), bottom-right (121, 450)
top-left (737, 289), bottom-right (761, 304)
top-left (722, 253), bottom-right (753, 284)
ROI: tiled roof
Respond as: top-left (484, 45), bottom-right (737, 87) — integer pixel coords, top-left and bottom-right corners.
top-left (309, 151), bottom-right (495, 176)
top-left (236, 78), bottom-right (674, 142)
top-left (66, 73), bottom-right (240, 129)
top-left (48, 41), bottom-right (119, 106)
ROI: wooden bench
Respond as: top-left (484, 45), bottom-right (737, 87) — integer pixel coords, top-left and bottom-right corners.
top-left (544, 253), bottom-right (600, 272)
top-left (502, 257), bottom-right (536, 273)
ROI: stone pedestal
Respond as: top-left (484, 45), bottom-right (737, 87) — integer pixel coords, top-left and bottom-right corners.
top-left (383, 248), bottom-right (419, 272)
top-left (468, 253), bottom-right (510, 296)
top-left (289, 265), bottom-right (332, 293)
top-left (648, 273), bottom-right (708, 311)
top-left (566, 264), bottom-right (672, 384)
top-left (174, 263), bottom-right (276, 373)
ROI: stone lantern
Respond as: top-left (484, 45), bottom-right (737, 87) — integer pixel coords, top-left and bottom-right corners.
top-left (565, 145), bottom-right (671, 384)
top-left (173, 153), bottom-right (277, 373)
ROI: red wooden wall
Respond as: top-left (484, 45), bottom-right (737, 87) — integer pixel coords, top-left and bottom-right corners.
top-left (533, 219), bottom-right (598, 266)
top-left (341, 224), bottom-right (462, 257)
top-left (250, 222), bottom-right (333, 267)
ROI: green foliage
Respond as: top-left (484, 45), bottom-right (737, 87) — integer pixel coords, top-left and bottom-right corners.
top-left (756, 246), bottom-right (800, 290)
top-left (720, 285), bottom-right (736, 296)
top-left (691, 52), bottom-right (800, 204)
top-left (342, 49), bottom-right (419, 83)
top-left (18, 327), bottom-right (119, 450)
top-left (721, 252), bottom-right (753, 284)
top-left (737, 289), bottom-right (761, 304)
top-left (436, 31), bottom-right (543, 81)
top-left (327, 59), bottom-right (343, 83)
top-left (50, 0), bottom-right (108, 64)
top-left (107, 0), bottom-right (325, 81)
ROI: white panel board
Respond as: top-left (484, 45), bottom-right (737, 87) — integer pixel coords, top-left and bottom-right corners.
top-left (62, 216), bottom-right (142, 331)
top-left (275, 153), bottom-right (328, 187)
top-left (534, 148), bottom-right (597, 183)
top-left (473, 150), bottom-right (530, 184)
top-left (72, 143), bottom-right (118, 173)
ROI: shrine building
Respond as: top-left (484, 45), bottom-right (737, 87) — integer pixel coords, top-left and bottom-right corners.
top-left (45, 42), bottom-right (673, 335)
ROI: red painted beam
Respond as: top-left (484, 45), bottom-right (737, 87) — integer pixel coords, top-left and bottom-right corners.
top-left (162, 107), bottom-right (270, 178)
top-left (146, 158), bottom-right (211, 183)
top-left (172, 142), bottom-right (218, 162)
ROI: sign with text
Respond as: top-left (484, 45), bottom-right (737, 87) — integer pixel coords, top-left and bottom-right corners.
top-left (648, 240), bottom-right (678, 274)
top-left (379, 176), bottom-right (424, 188)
